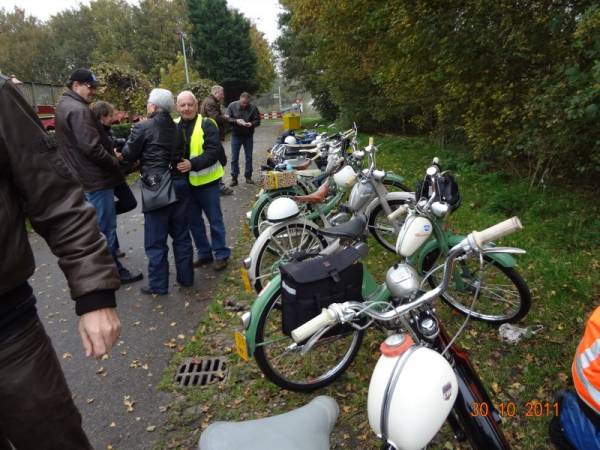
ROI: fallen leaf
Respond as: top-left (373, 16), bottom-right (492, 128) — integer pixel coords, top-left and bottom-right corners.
top-left (146, 425), bottom-right (156, 432)
top-left (123, 395), bottom-right (136, 412)
top-left (96, 367), bottom-right (106, 375)
top-left (109, 422), bottom-right (116, 428)
top-left (63, 352), bottom-right (72, 360)
top-left (101, 354), bottom-right (109, 361)
top-left (86, 398), bottom-right (95, 404)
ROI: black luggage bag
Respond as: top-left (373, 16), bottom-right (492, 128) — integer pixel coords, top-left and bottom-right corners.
top-left (279, 246), bottom-right (364, 337)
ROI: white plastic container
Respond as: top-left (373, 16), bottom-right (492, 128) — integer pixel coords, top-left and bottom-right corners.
top-left (368, 334), bottom-right (458, 450)
top-left (396, 215), bottom-right (433, 257)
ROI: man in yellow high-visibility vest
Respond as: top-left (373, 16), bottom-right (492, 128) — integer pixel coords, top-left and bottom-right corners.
top-left (175, 91), bottom-right (230, 271)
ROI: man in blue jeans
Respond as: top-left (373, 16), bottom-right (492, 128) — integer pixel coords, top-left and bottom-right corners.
top-left (176, 91), bottom-right (231, 271)
top-left (55, 68), bottom-right (142, 284)
top-left (226, 92), bottom-right (260, 186)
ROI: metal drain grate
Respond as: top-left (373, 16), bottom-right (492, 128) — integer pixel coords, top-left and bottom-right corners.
top-left (174, 356), bottom-right (228, 387)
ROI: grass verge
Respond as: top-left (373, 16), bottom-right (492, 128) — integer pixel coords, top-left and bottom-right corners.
top-left (155, 132), bottom-right (599, 449)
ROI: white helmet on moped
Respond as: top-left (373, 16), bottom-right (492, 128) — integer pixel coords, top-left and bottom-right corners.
top-left (266, 197), bottom-right (300, 222)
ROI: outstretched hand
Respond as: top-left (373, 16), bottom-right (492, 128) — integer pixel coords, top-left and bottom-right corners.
top-left (79, 307), bottom-right (121, 359)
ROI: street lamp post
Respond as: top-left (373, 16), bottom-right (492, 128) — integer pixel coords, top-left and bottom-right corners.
top-left (179, 31), bottom-right (190, 85)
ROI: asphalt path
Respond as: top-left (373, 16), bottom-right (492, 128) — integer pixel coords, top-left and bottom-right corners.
top-left (28, 121), bottom-right (280, 450)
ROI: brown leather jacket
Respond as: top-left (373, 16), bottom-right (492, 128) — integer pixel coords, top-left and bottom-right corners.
top-left (55, 90), bottom-right (123, 192)
top-left (0, 76), bottom-right (119, 315)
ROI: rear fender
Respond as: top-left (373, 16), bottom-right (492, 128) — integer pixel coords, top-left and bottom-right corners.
top-left (245, 275), bottom-right (282, 357)
top-left (364, 191), bottom-right (415, 218)
top-left (383, 172), bottom-right (407, 187)
top-left (248, 187), bottom-right (305, 230)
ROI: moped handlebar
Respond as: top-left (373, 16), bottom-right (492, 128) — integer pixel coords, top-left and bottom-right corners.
top-left (291, 217), bottom-right (523, 343)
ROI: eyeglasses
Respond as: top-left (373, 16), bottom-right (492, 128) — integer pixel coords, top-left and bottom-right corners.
top-left (84, 83), bottom-right (97, 90)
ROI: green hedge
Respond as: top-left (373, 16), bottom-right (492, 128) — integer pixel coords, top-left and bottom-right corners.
top-left (111, 122), bottom-right (133, 139)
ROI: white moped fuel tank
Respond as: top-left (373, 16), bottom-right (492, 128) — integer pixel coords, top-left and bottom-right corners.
top-left (333, 165), bottom-right (358, 189)
top-left (396, 215), bottom-right (433, 257)
top-left (368, 334), bottom-right (458, 450)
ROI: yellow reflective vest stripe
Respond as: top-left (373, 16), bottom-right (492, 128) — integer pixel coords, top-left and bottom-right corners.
top-left (175, 115), bottom-right (224, 186)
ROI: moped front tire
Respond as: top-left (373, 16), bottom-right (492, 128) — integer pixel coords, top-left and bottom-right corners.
top-left (254, 288), bottom-right (364, 392)
top-left (425, 252), bottom-right (531, 324)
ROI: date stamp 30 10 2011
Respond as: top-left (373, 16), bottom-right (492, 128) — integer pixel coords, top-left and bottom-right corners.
top-left (469, 401), bottom-right (559, 418)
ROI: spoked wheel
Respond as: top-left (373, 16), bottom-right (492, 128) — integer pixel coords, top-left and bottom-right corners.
top-left (367, 198), bottom-right (410, 253)
top-left (252, 222), bottom-right (328, 292)
top-left (254, 289), bottom-right (363, 391)
top-left (426, 253), bottom-right (531, 324)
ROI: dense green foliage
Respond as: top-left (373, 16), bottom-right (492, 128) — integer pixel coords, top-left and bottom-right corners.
top-left (249, 25), bottom-right (277, 94)
top-left (277, 1), bottom-right (600, 181)
top-left (187, 0), bottom-right (257, 87)
top-left (159, 53), bottom-right (202, 95)
top-left (0, 0), bottom-right (190, 83)
top-left (92, 63), bottom-right (152, 114)
top-left (0, 0), bottom-right (275, 97)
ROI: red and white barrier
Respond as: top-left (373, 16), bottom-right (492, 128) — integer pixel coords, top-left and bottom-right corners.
top-left (260, 111), bottom-right (283, 120)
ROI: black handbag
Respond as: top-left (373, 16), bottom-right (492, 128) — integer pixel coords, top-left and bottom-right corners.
top-left (139, 168), bottom-right (178, 213)
top-left (279, 247), bottom-right (364, 337)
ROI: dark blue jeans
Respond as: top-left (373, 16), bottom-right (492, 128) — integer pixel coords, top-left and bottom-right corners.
top-left (189, 181), bottom-right (231, 261)
top-left (143, 179), bottom-right (193, 293)
top-left (84, 188), bottom-right (124, 272)
top-left (230, 134), bottom-right (254, 179)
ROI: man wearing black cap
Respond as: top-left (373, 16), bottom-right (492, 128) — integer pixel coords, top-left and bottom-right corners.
top-left (56, 68), bottom-right (143, 284)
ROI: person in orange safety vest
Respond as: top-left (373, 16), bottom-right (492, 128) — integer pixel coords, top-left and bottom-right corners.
top-left (550, 306), bottom-right (600, 449)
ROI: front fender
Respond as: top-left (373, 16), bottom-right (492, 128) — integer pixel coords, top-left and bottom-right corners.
top-left (383, 172), bottom-right (407, 186)
top-left (416, 234), bottom-right (518, 272)
top-left (245, 275), bottom-right (282, 357)
top-left (364, 191), bottom-right (415, 217)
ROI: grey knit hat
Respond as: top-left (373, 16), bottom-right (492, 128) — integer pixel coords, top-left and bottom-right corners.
top-left (148, 88), bottom-right (174, 112)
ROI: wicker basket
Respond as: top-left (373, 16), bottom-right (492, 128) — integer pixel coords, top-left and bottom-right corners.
top-left (262, 170), bottom-right (297, 190)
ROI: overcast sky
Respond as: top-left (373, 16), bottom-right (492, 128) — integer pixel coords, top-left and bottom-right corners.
top-left (0, 0), bottom-right (282, 42)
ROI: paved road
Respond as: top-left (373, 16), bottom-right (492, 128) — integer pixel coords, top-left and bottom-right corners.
top-left (28, 122), bottom-right (280, 450)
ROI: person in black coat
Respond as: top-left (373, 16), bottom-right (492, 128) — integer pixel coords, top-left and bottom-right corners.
top-left (119, 88), bottom-right (193, 296)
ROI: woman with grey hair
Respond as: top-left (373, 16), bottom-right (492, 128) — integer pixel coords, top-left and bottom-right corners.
top-left (119, 88), bottom-right (194, 295)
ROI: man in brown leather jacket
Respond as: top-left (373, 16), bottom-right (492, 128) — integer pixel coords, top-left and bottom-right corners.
top-left (55, 68), bottom-right (142, 284)
top-left (0, 75), bottom-right (121, 449)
